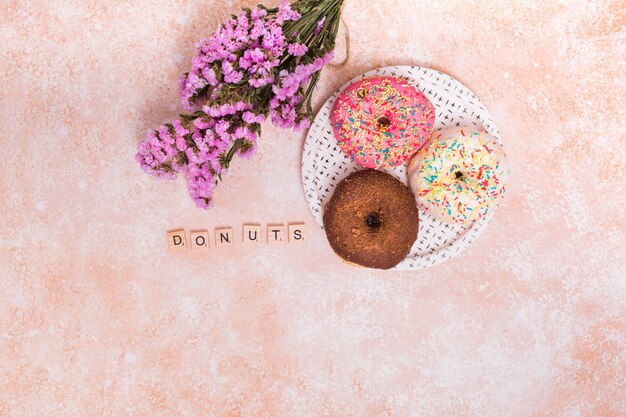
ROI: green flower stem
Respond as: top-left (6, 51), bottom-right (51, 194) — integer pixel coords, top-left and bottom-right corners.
top-left (294, 0), bottom-right (344, 115)
top-left (222, 139), bottom-right (243, 170)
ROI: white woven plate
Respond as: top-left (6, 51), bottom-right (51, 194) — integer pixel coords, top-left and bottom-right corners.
top-left (302, 66), bottom-right (502, 270)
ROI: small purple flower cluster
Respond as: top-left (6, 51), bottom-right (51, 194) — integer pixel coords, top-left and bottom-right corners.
top-left (179, 1), bottom-right (302, 111)
top-left (136, 110), bottom-right (262, 208)
top-left (136, 120), bottom-right (190, 180)
top-left (269, 51), bottom-right (334, 129)
top-left (137, 0), bottom-right (342, 209)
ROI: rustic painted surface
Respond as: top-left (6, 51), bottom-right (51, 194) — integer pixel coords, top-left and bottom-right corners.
top-left (0, 0), bottom-right (624, 415)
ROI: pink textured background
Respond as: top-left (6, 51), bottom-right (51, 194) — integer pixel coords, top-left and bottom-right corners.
top-left (1, 0), bottom-right (624, 415)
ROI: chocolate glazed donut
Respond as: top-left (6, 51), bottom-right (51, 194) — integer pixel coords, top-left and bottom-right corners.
top-left (323, 170), bottom-right (419, 269)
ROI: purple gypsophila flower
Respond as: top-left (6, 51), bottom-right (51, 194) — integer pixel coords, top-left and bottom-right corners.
top-left (178, 4), bottom-right (294, 110)
top-left (186, 162), bottom-right (216, 209)
top-left (269, 52), bottom-right (334, 129)
top-left (276, 0), bottom-right (301, 24)
top-left (136, 124), bottom-right (184, 179)
top-left (287, 42), bottom-right (308, 57)
top-left (250, 7), bottom-right (268, 21)
top-left (314, 16), bottom-right (326, 35)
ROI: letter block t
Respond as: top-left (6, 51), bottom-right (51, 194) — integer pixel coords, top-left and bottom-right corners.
top-left (267, 224), bottom-right (285, 244)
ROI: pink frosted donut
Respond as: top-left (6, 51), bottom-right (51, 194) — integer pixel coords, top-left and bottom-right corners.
top-left (331, 76), bottom-right (435, 169)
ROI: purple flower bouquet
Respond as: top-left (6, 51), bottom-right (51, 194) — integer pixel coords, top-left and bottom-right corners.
top-left (136, 0), bottom-right (344, 209)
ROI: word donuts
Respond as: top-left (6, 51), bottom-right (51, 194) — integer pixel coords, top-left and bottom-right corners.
top-left (167, 223), bottom-right (306, 251)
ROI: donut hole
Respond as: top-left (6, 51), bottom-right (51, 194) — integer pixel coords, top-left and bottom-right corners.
top-left (377, 116), bottom-right (391, 129)
top-left (365, 213), bottom-right (382, 229)
top-left (455, 171), bottom-right (464, 179)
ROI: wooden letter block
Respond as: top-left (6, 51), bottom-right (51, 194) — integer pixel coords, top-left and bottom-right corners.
top-left (215, 227), bottom-right (234, 247)
top-left (288, 223), bottom-right (306, 244)
top-left (190, 230), bottom-right (209, 251)
top-left (243, 224), bottom-right (261, 244)
top-left (267, 224), bottom-right (285, 244)
top-left (167, 229), bottom-right (187, 250)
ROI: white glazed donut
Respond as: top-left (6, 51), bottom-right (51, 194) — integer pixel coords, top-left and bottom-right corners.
top-left (407, 126), bottom-right (509, 225)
